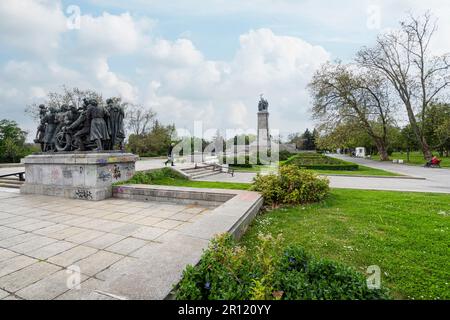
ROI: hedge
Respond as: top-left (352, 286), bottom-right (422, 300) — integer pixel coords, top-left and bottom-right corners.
top-left (294, 163), bottom-right (359, 171)
top-left (283, 153), bottom-right (359, 171)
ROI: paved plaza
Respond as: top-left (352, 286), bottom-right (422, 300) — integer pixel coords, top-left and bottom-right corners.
top-left (0, 190), bottom-right (213, 300)
top-left (3, 156), bottom-right (450, 194)
top-left (1, 155), bottom-right (449, 300)
top-left (198, 156), bottom-right (450, 194)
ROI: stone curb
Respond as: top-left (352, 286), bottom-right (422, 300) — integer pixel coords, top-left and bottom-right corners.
top-left (320, 174), bottom-right (426, 180)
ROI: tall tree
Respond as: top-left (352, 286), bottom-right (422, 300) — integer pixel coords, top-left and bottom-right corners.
top-left (0, 120), bottom-right (32, 163)
top-left (423, 103), bottom-right (450, 156)
top-left (127, 120), bottom-right (176, 156)
top-left (287, 132), bottom-right (303, 150)
top-left (26, 86), bottom-right (102, 120)
top-left (309, 62), bottom-right (394, 160)
top-left (315, 121), bottom-right (374, 152)
top-left (126, 104), bottom-right (157, 136)
top-left (357, 13), bottom-right (450, 161)
top-left (301, 129), bottom-right (316, 150)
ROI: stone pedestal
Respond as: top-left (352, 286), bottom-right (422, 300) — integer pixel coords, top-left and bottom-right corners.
top-left (257, 111), bottom-right (270, 152)
top-left (21, 152), bottom-right (138, 201)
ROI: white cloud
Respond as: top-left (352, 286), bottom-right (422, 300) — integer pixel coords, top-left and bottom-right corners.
top-left (0, 0), bottom-right (66, 56)
top-left (2, 0), bottom-right (448, 142)
top-left (0, 1), bottom-right (332, 139)
top-left (75, 12), bottom-right (152, 57)
top-left (90, 58), bottom-right (138, 102)
top-left (140, 28), bottom-right (330, 133)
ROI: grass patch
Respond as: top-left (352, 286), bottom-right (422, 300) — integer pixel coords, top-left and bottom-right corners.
top-left (284, 153), bottom-right (359, 170)
top-left (117, 167), bottom-right (251, 190)
top-left (232, 165), bottom-right (273, 173)
top-left (241, 189), bottom-right (450, 300)
top-left (390, 151), bottom-right (450, 168)
top-left (314, 165), bottom-right (402, 177)
top-left (234, 163), bottom-right (401, 177)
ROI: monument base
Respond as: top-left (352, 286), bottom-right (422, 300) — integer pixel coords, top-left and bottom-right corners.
top-left (20, 151), bottom-right (138, 201)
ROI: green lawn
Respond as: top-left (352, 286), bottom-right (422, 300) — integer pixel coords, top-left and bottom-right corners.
top-left (241, 189), bottom-right (450, 300)
top-left (231, 165), bottom-right (273, 173)
top-left (315, 165), bottom-right (402, 177)
top-left (118, 168), bottom-right (251, 190)
top-left (233, 164), bottom-right (401, 177)
top-left (148, 176), bottom-right (251, 190)
top-left (390, 151), bottom-right (450, 168)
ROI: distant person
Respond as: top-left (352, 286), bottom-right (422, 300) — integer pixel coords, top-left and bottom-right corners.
top-left (425, 155), bottom-right (441, 167)
top-left (431, 155), bottom-right (441, 166)
top-left (165, 142), bottom-right (175, 166)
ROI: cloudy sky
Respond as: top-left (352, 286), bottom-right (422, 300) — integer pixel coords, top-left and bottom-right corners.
top-left (1, 0), bottom-right (449, 140)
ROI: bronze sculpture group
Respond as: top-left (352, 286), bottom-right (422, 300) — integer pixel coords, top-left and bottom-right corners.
top-left (258, 94), bottom-right (269, 112)
top-left (35, 98), bottom-right (125, 152)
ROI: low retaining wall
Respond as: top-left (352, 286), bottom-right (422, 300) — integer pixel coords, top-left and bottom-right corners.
top-left (113, 184), bottom-right (234, 207)
top-left (112, 184), bottom-right (264, 240)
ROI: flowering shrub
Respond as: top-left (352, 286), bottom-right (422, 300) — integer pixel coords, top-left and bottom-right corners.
top-left (175, 233), bottom-right (390, 300)
top-left (251, 165), bottom-right (330, 206)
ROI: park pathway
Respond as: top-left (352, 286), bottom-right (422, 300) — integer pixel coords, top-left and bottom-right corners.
top-left (1, 156), bottom-right (450, 194)
top-left (198, 155), bottom-right (450, 194)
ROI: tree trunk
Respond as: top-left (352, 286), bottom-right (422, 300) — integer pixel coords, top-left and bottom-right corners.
top-left (375, 140), bottom-right (389, 161)
top-left (420, 137), bottom-right (433, 161)
top-left (403, 101), bottom-right (432, 161)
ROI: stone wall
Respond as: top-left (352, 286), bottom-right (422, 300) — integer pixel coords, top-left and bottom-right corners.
top-left (21, 152), bottom-right (138, 201)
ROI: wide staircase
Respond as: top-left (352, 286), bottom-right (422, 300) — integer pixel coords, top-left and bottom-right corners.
top-left (0, 171), bottom-right (25, 189)
top-left (181, 165), bottom-right (224, 180)
top-left (180, 155), bottom-right (234, 180)
top-left (0, 176), bottom-right (24, 189)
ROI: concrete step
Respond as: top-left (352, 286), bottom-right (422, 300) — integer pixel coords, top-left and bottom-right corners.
top-left (191, 170), bottom-right (222, 179)
top-left (189, 169), bottom-right (215, 176)
top-left (181, 166), bottom-right (212, 173)
top-left (0, 178), bottom-right (24, 185)
top-left (0, 182), bottom-right (21, 189)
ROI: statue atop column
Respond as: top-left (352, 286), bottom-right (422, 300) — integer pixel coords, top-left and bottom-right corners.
top-left (257, 94), bottom-right (271, 156)
top-left (258, 94), bottom-right (269, 112)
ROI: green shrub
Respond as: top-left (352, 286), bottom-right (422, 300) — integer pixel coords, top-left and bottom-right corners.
top-left (251, 165), bottom-right (329, 206)
top-left (176, 233), bottom-right (254, 300)
top-left (223, 155), bottom-right (261, 168)
top-left (277, 246), bottom-right (389, 300)
top-left (284, 153), bottom-right (359, 171)
top-left (278, 150), bottom-right (296, 161)
top-left (176, 234), bottom-right (390, 300)
top-left (116, 167), bottom-right (185, 185)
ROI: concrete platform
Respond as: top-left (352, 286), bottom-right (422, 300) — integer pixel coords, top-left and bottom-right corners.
top-left (20, 152), bottom-right (138, 201)
top-left (0, 186), bottom-right (263, 300)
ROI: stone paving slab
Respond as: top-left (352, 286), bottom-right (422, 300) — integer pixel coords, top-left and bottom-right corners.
top-left (105, 237), bottom-right (147, 255)
top-left (0, 186), bottom-right (262, 300)
top-left (15, 269), bottom-right (89, 300)
top-left (0, 288), bottom-right (8, 299)
top-left (0, 262), bottom-right (61, 292)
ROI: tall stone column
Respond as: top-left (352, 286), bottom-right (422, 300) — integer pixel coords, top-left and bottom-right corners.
top-left (257, 110), bottom-right (270, 152)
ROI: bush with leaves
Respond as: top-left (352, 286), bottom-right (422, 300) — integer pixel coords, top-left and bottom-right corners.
top-left (115, 167), bottom-right (185, 185)
top-left (0, 119), bottom-right (36, 163)
top-left (251, 165), bottom-right (329, 207)
top-left (175, 233), bottom-right (390, 300)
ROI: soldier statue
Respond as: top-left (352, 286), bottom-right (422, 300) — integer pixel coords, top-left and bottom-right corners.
top-left (106, 98), bottom-right (125, 151)
top-left (35, 95), bottom-right (126, 153)
top-left (258, 94), bottom-right (269, 112)
top-left (87, 99), bottom-right (110, 151)
top-left (34, 104), bottom-right (47, 152)
top-left (42, 107), bottom-right (58, 152)
top-left (66, 100), bottom-right (91, 151)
